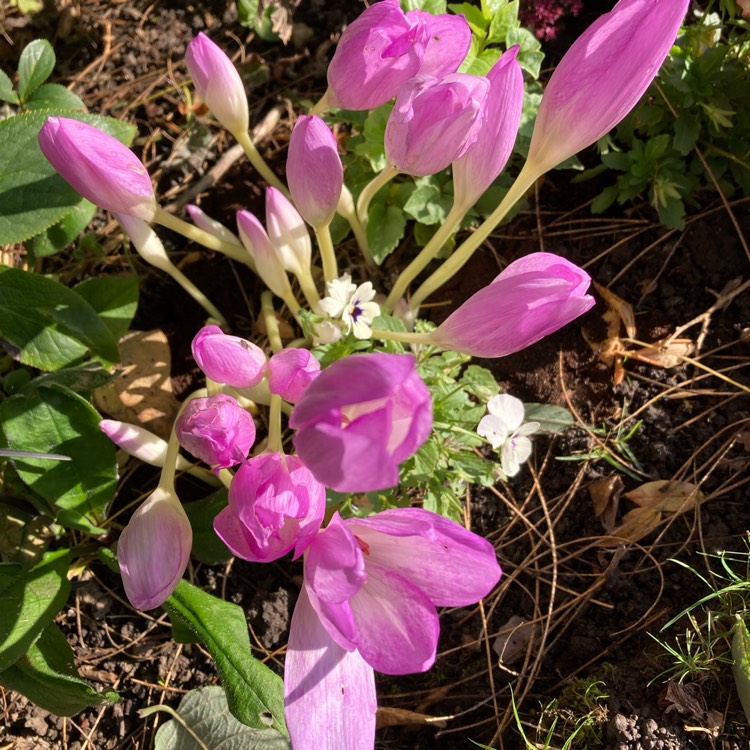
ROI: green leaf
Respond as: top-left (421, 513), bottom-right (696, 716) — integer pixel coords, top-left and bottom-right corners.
top-left (30, 363), bottom-right (118, 396)
top-left (183, 489), bottom-right (231, 565)
top-left (732, 616), bottom-right (750, 724)
top-left (236, 0), bottom-right (260, 27)
top-left (0, 68), bottom-right (18, 105)
top-left (523, 403), bottom-right (575, 433)
top-left (24, 83), bottom-right (85, 111)
top-left (0, 386), bottom-right (117, 527)
top-left (18, 39), bottom-right (55, 100)
top-left (0, 265), bottom-right (120, 369)
top-left (28, 200), bottom-right (96, 259)
top-left (0, 110), bottom-right (135, 244)
top-left (403, 182), bottom-right (452, 226)
top-left (673, 112), bottom-right (700, 155)
top-left (591, 184), bottom-right (621, 214)
top-left (164, 580), bottom-right (288, 735)
top-left (0, 549), bottom-right (71, 671)
top-left (461, 365), bottom-right (499, 402)
top-left (74, 275), bottom-right (139, 341)
top-left (154, 686), bottom-right (290, 750)
top-left (448, 3), bottom-right (488, 36)
top-left (366, 201), bottom-right (406, 265)
top-left (0, 621), bottom-right (118, 715)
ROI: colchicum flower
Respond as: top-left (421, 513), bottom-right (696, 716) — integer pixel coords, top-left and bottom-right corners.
top-left (430, 252), bottom-right (595, 358)
top-left (290, 352), bottom-right (432, 492)
top-left (284, 508), bottom-right (501, 750)
top-left (319, 274), bottom-right (381, 340)
top-left (265, 187), bottom-right (313, 281)
top-left (406, 9), bottom-right (471, 78)
top-left (267, 348), bottom-right (321, 403)
top-left (214, 452), bottom-right (326, 563)
top-left (38, 116), bottom-right (156, 220)
top-left (192, 325), bottom-right (267, 389)
top-left (478, 394), bottom-right (540, 477)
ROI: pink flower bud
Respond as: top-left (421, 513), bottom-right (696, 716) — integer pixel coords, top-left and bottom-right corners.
top-left (99, 419), bottom-right (193, 471)
top-left (287, 115), bottom-right (343, 229)
top-left (268, 348), bottom-right (321, 403)
top-left (430, 252), bottom-right (595, 358)
top-left (326, 0), bottom-right (429, 110)
top-left (385, 73), bottom-right (489, 176)
top-left (175, 395), bottom-right (256, 468)
top-left (192, 325), bottom-right (267, 388)
top-left (406, 10), bottom-right (471, 78)
top-left (187, 204), bottom-right (242, 246)
top-left (526, 0), bottom-right (689, 175)
top-left (214, 452), bottom-right (326, 563)
top-left (265, 187), bottom-right (312, 280)
top-left (185, 33), bottom-right (249, 136)
top-left (38, 117), bottom-right (156, 220)
top-left (118, 486), bottom-right (192, 610)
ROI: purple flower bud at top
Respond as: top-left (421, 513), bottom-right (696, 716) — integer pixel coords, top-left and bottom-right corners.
top-left (326, 0), bottom-right (429, 110)
top-left (290, 353), bottom-right (432, 492)
top-left (453, 46), bottom-right (524, 209)
top-left (268, 348), bottom-right (321, 403)
top-left (175, 394), bottom-right (256, 468)
top-left (192, 325), bottom-right (267, 388)
top-left (430, 252), bottom-right (595, 358)
top-left (526, 0), bottom-right (689, 175)
top-left (214, 452), bottom-right (326, 563)
top-left (118, 486), bottom-right (192, 610)
top-left (38, 117), bottom-right (156, 220)
top-left (406, 10), bottom-right (471, 78)
top-left (385, 73), bottom-right (489, 176)
top-left (265, 187), bottom-right (312, 280)
top-left (185, 33), bottom-right (249, 136)
top-left (287, 115), bottom-right (343, 229)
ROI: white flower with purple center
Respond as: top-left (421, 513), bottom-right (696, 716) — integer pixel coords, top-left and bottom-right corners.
top-left (477, 393), bottom-right (540, 478)
top-left (319, 273), bottom-right (381, 340)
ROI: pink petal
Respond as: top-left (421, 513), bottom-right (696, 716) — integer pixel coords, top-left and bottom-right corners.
top-left (408, 10), bottom-right (471, 78)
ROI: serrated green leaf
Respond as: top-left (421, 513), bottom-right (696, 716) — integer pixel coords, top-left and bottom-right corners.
top-left (0, 68), bottom-right (18, 104)
top-left (28, 200), bottom-right (96, 259)
top-left (462, 364), bottom-right (499, 401)
top-left (25, 82), bottom-right (85, 111)
top-left (366, 201), bottom-right (406, 265)
top-left (523, 403), bottom-right (575, 433)
top-left (18, 39), bottom-right (55, 100)
top-left (74, 275), bottom-right (139, 341)
top-left (732, 616), bottom-right (750, 724)
top-left (0, 621), bottom-right (118, 715)
top-left (154, 686), bottom-right (290, 750)
top-left (183, 489), bottom-right (231, 565)
top-left (164, 580), bottom-right (287, 735)
top-left (403, 182), bottom-right (452, 225)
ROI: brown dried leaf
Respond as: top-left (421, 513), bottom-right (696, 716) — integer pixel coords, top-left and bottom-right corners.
top-left (624, 480), bottom-right (703, 513)
top-left (376, 706), bottom-right (447, 729)
top-left (493, 615), bottom-right (537, 665)
top-left (630, 337), bottom-right (694, 368)
top-left (595, 282), bottom-right (636, 339)
top-left (589, 475), bottom-right (624, 532)
top-left (601, 506), bottom-right (662, 547)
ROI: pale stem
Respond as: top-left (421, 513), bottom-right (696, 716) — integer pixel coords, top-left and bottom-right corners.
top-left (408, 161), bottom-right (540, 312)
top-left (314, 223), bottom-right (338, 283)
top-left (384, 201), bottom-right (468, 313)
top-left (337, 186), bottom-right (374, 267)
top-left (217, 468), bottom-right (234, 490)
top-left (267, 393), bottom-right (283, 453)
top-left (310, 90), bottom-right (330, 116)
top-left (295, 267), bottom-right (322, 311)
top-left (261, 291), bottom-right (284, 354)
top-left (369, 327), bottom-right (434, 347)
top-left (234, 129), bottom-right (289, 195)
top-left (355, 164), bottom-right (399, 228)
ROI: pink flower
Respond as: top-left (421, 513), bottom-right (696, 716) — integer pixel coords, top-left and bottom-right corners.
top-left (191, 325), bottom-right (267, 388)
top-left (287, 115), bottom-right (343, 229)
top-left (385, 73), bottom-right (489, 176)
top-left (38, 117), bottom-right (156, 220)
top-left (265, 187), bottom-right (312, 280)
top-left (430, 252), bottom-right (595, 358)
top-left (407, 9), bottom-right (471, 78)
top-left (453, 46), bottom-right (524, 209)
top-left (185, 33), bottom-right (249, 136)
top-left (268, 348), bottom-right (320, 403)
top-left (326, 0), bottom-right (429, 110)
top-left (214, 452), bottom-right (326, 563)
top-left (284, 508), bottom-right (501, 750)
top-left (290, 353), bottom-right (432, 492)
top-left (526, 0), bottom-right (689, 174)
top-left (175, 394), bottom-right (256, 468)
top-left (118, 486), bottom-right (192, 610)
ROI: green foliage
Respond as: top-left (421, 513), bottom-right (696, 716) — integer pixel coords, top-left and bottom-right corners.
top-left (732, 616), bottom-right (750, 724)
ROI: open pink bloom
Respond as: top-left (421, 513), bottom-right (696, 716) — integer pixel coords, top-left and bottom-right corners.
top-left (385, 73), bottom-right (489, 176)
top-left (268, 348), bottom-right (320, 403)
top-left (287, 115), bottom-right (343, 229)
top-left (431, 252), bottom-right (595, 358)
top-left (214, 452), bottom-right (326, 563)
top-left (38, 117), bottom-right (156, 220)
top-left (175, 394), bottom-right (256, 468)
top-left (290, 353), bottom-right (432, 492)
top-left (118, 486), bottom-right (192, 610)
top-left (185, 33), bottom-right (249, 136)
top-left (407, 10), bottom-right (471, 78)
top-left (453, 46), bottom-right (524, 209)
top-left (284, 508), bottom-right (501, 750)
top-left (526, 0), bottom-right (689, 174)
top-left (326, 0), bottom-right (429, 110)
top-left (191, 325), bottom-right (267, 388)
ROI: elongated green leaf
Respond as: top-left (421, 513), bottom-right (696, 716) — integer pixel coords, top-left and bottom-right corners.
top-left (184, 489), bottom-right (231, 565)
top-left (154, 686), bottom-right (290, 750)
top-left (0, 265), bottom-right (120, 369)
top-left (18, 39), bottom-right (55, 100)
top-left (74, 275), bottom-right (139, 341)
top-left (0, 549), bottom-right (71, 671)
top-left (732, 616), bottom-right (750, 724)
top-left (0, 621), bottom-right (118, 715)
top-left (523, 403), bottom-right (576, 434)
top-left (0, 386), bottom-right (117, 527)
top-left (164, 580), bottom-right (287, 735)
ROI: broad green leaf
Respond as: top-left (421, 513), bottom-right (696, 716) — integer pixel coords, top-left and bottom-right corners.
top-left (74, 275), bottom-right (139, 341)
top-left (673, 112), bottom-right (700, 155)
top-left (366, 201), bottom-right (406, 265)
top-left (523, 403), bottom-right (575, 433)
top-left (31, 363), bottom-right (118, 396)
top-left (0, 68), bottom-right (18, 104)
top-left (183, 489), bottom-right (231, 565)
top-left (0, 386), bottom-right (117, 526)
top-left (24, 83), bottom-right (85, 111)
top-left (0, 621), bottom-right (118, 715)
top-left (732, 616), bottom-right (750, 724)
top-left (28, 199), bottom-right (96, 259)
top-left (461, 365), bottom-right (499, 402)
top-left (0, 549), bottom-right (71, 671)
top-left (0, 110), bottom-right (135, 244)
top-left (164, 580), bottom-right (287, 735)
top-left (154, 686), bottom-right (290, 750)
top-left (18, 39), bottom-right (55, 100)
top-left (403, 183), bottom-right (452, 225)
top-left (0, 265), bottom-right (120, 369)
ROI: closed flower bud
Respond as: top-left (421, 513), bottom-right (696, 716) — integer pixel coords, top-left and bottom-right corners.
top-left (192, 325), bottom-right (267, 388)
top-left (99, 419), bottom-right (193, 471)
top-left (38, 117), bottom-right (156, 220)
top-left (406, 9), bottom-right (471, 78)
top-left (267, 348), bottom-right (321, 403)
top-left (265, 187), bottom-right (312, 280)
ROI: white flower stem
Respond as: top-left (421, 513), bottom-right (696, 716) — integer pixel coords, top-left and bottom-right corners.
top-left (355, 164), bottom-right (399, 228)
top-left (315, 224), bottom-right (338, 283)
top-left (261, 291), bottom-right (284, 354)
top-left (295, 268), bottom-right (322, 311)
top-left (337, 186), bottom-right (374, 268)
top-left (157, 389), bottom-right (207, 492)
top-left (370, 327), bottom-right (434, 347)
top-left (234, 129), bottom-right (289, 196)
top-left (267, 394), bottom-right (283, 454)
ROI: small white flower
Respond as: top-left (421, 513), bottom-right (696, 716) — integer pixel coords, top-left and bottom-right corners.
top-left (477, 394), bottom-right (540, 478)
top-left (319, 273), bottom-right (381, 340)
